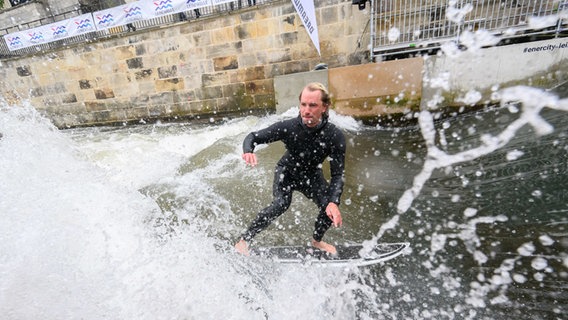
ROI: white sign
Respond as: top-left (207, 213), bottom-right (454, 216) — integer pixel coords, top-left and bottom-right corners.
top-left (291, 0), bottom-right (321, 55)
top-left (3, 13), bottom-right (98, 50)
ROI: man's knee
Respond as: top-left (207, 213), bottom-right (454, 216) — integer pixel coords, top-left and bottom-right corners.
top-left (272, 196), bottom-right (291, 212)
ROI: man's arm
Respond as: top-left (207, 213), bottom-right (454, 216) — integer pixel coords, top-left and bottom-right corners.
top-left (242, 120), bottom-right (290, 165)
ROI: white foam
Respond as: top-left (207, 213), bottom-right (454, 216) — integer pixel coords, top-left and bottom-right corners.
top-left (0, 106), bottom-right (374, 319)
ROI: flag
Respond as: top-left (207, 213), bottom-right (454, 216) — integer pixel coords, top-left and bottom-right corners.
top-left (291, 0), bottom-right (321, 55)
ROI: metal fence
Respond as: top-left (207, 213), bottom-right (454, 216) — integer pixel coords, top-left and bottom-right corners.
top-left (370, 0), bottom-right (567, 59)
top-left (0, 0), bottom-right (270, 59)
top-left (2, 0), bottom-right (566, 60)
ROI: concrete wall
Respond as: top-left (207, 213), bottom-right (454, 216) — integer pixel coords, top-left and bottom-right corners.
top-left (272, 37), bottom-right (567, 124)
top-left (0, 0), bottom-right (371, 128)
top-left (274, 69), bottom-right (327, 113)
top-left (423, 37), bottom-right (568, 108)
top-left (329, 58), bottom-right (423, 118)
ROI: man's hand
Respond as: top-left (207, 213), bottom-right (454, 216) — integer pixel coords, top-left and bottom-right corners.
top-left (242, 153), bottom-right (258, 167)
top-left (326, 202), bottom-right (342, 227)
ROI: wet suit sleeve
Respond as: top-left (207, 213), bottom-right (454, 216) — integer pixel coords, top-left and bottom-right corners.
top-left (242, 120), bottom-right (289, 153)
top-left (328, 128), bottom-right (346, 205)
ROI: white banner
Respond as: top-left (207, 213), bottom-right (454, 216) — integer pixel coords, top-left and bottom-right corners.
top-left (140, 0), bottom-right (180, 17)
top-left (184, 0), bottom-right (211, 10)
top-left (209, 0), bottom-right (235, 5)
top-left (94, 1), bottom-right (146, 31)
top-left (291, 0), bottom-right (320, 55)
top-left (3, 13), bottom-right (96, 51)
top-left (139, 0), bottom-right (210, 18)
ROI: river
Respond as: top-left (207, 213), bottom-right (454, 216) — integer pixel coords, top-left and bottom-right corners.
top-left (0, 85), bottom-right (566, 319)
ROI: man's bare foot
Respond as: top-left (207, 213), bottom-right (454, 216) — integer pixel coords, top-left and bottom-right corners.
top-left (235, 239), bottom-right (250, 256)
top-left (311, 239), bottom-right (337, 255)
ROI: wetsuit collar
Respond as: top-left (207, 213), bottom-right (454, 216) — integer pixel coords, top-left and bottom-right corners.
top-left (298, 115), bottom-right (327, 132)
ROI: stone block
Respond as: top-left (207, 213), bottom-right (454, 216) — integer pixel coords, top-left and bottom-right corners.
top-left (115, 45), bottom-right (136, 60)
top-left (62, 93), bottom-right (78, 104)
top-left (149, 91), bottom-right (174, 105)
top-left (253, 94), bottom-right (276, 109)
top-left (235, 23), bottom-right (256, 40)
top-left (211, 26), bottom-right (236, 44)
top-left (135, 44), bottom-right (146, 55)
top-left (246, 79), bottom-right (273, 95)
top-left (256, 19), bottom-right (277, 37)
top-left (92, 110), bottom-right (113, 123)
top-left (135, 69), bottom-right (154, 80)
top-left (281, 15), bottom-right (298, 32)
top-left (124, 106), bottom-right (150, 120)
top-left (201, 86), bottom-right (223, 100)
top-left (155, 78), bottom-right (185, 92)
top-left (190, 99), bottom-right (217, 113)
top-left (16, 65), bottom-right (32, 77)
top-left (126, 57), bottom-right (144, 69)
top-left (45, 82), bottom-right (67, 95)
top-left (95, 88), bottom-right (116, 99)
top-left (205, 42), bottom-right (242, 58)
top-left (158, 65), bottom-right (178, 79)
top-left (280, 32), bottom-right (298, 46)
top-left (190, 31), bottom-right (212, 47)
top-left (85, 101), bottom-right (108, 112)
top-left (321, 6), bottom-right (339, 25)
top-left (30, 87), bottom-right (45, 97)
top-left (213, 56), bottom-right (239, 71)
top-left (237, 66), bottom-right (266, 82)
top-left (79, 79), bottom-right (92, 89)
top-left (222, 83), bottom-right (246, 98)
top-left (267, 49), bottom-right (292, 64)
top-left (283, 61), bottom-right (310, 74)
top-left (240, 11), bottom-right (257, 23)
top-left (202, 72), bottom-right (230, 87)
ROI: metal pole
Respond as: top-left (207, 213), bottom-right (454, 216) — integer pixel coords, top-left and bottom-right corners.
top-left (370, 0), bottom-right (375, 62)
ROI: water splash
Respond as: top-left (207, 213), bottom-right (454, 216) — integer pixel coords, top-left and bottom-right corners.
top-left (397, 86), bottom-right (565, 214)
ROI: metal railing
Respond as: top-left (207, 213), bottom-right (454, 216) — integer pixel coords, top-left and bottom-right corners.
top-left (0, 0), bottom-right (271, 59)
top-left (370, 0), bottom-right (567, 59)
top-left (3, 0), bottom-right (566, 60)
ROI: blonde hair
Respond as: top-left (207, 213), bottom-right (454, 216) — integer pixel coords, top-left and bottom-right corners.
top-left (299, 82), bottom-right (331, 107)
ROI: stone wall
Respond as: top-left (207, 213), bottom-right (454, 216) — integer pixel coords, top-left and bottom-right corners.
top-left (0, 1), bottom-right (48, 32)
top-left (0, 0), bottom-right (371, 128)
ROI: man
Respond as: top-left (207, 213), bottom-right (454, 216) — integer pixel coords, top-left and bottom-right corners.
top-left (235, 82), bottom-right (346, 255)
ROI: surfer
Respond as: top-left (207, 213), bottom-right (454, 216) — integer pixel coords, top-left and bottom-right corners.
top-left (235, 82), bottom-right (346, 256)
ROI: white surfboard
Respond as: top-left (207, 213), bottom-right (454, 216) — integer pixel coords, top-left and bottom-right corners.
top-left (251, 242), bottom-right (409, 267)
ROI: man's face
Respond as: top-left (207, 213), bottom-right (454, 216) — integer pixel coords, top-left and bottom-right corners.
top-left (299, 88), bottom-right (327, 128)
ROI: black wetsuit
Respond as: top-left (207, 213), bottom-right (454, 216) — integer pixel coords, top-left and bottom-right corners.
top-left (241, 115), bottom-right (346, 242)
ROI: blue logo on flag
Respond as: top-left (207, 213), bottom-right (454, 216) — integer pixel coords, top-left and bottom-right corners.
top-left (8, 36), bottom-right (23, 47)
top-left (154, 0), bottom-right (176, 14)
top-left (97, 14), bottom-right (114, 26)
top-left (124, 6), bottom-right (143, 18)
top-left (75, 19), bottom-right (93, 30)
top-left (52, 25), bottom-right (68, 37)
top-left (28, 32), bottom-right (45, 43)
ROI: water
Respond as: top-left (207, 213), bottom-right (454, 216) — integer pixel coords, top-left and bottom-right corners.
top-left (1, 88), bottom-right (567, 318)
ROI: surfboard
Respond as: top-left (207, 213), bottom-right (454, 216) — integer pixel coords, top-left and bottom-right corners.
top-left (250, 242), bottom-right (409, 267)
